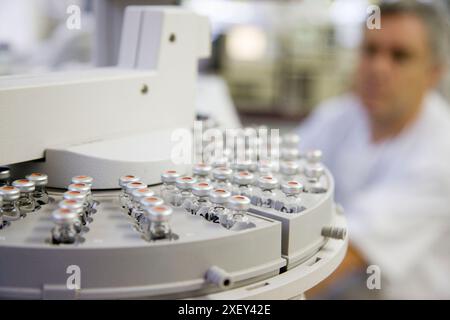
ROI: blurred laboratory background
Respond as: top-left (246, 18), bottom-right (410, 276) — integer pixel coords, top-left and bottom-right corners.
top-left (2, 0), bottom-right (450, 300)
top-left (6, 0), bottom-right (450, 130)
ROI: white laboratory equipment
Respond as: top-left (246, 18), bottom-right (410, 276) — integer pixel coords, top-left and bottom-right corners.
top-left (0, 6), bottom-right (347, 300)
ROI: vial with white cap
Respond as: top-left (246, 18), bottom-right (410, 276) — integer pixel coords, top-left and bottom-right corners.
top-left (174, 176), bottom-right (197, 208)
top-left (212, 167), bottom-right (233, 191)
top-left (26, 173), bottom-right (49, 206)
top-left (59, 199), bottom-right (84, 233)
top-left (232, 171), bottom-right (254, 198)
top-left (12, 179), bottom-right (36, 216)
top-left (208, 189), bottom-right (231, 224)
top-left (118, 175), bottom-right (141, 208)
top-left (0, 186), bottom-right (20, 221)
top-left (225, 195), bottom-right (251, 229)
top-left (280, 181), bottom-right (304, 213)
top-left (160, 170), bottom-right (181, 205)
top-left (130, 188), bottom-right (155, 221)
top-left (0, 167), bottom-right (11, 187)
top-left (145, 205), bottom-right (173, 240)
top-left (71, 176), bottom-right (95, 208)
top-left (122, 181), bottom-right (147, 214)
top-left (189, 182), bottom-right (213, 218)
top-left (192, 163), bottom-right (212, 182)
top-left (51, 208), bottom-right (80, 244)
top-left (255, 176), bottom-right (279, 208)
top-left (63, 191), bottom-right (88, 227)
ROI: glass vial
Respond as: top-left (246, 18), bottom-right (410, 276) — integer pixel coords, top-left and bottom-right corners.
top-left (12, 179), bottom-right (36, 216)
top-left (139, 196), bottom-right (164, 232)
top-left (51, 208), bottom-right (80, 244)
top-left (118, 175), bottom-right (141, 209)
top-left (225, 195), bottom-right (251, 229)
top-left (0, 186), bottom-right (20, 222)
top-left (122, 181), bottom-right (147, 215)
top-left (160, 170), bottom-right (181, 205)
top-left (26, 173), bottom-right (49, 206)
top-left (208, 189), bottom-right (231, 225)
top-left (212, 167), bottom-right (233, 191)
top-left (68, 183), bottom-right (95, 217)
top-left (255, 176), bottom-right (279, 208)
top-left (232, 171), bottom-right (254, 198)
top-left (190, 182), bottom-right (213, 219)
top-left (192, 163), bottom-right (212, 182)
top-left (71, 176), bottom-right (95, 208)
top-left (304, 164), bottom-right (326, 193)
top-left (174, 176), bottom-right (197, 208)
top-left (63, 191), bottom-right (88, 228)
top-left (59, 199), bottom-right (84, 233)
top-left (280, 161), bottom-right (299, 183)
top-left (145, 205), bottom-right (173, 240)
top-left (257, 160), bottom-right (278, 177)
top-left (130, 187), bottom-right (155, 222)
top-left (280, 181), bottom-right (304, 213)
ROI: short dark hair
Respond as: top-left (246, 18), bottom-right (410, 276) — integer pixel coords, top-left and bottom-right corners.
top-left (377, 0), bottom-right (450, 66)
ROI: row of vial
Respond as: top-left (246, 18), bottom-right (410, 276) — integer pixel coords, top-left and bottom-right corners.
top-left (52, 176), bottom-right (96, 244)
top-left (118, 174), bottom-right (254, 238)
top-left (200, 149), bottom-right (327, 194)
top-left (0, 167), bottom-right (50, 229)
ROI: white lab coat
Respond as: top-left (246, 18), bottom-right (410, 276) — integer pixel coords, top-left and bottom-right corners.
top-left (296, 91), bottom-right (450, 299)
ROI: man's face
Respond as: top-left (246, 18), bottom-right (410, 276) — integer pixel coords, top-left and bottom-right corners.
top-left (355, 14), bottom-right (440, 124)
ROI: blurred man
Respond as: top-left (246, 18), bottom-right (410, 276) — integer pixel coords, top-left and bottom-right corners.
top-left (297, 1), bottom-right (450, 299)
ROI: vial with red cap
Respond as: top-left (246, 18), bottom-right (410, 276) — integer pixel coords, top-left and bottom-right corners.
top-left (174, 176), bottom-right (197, 208)
top-left (192, 163), bottom-right (212, 182)
top-left (118, 175), bottom-right (141, 208)
top-left (145, 205), bottom-right (173, 240)
top-left (0, 186), bottom-right (20, 224)
top-left (59, 199), bottom-right (84, 233)
top-left (71, 176), bottom-right (95, 208)
top-left (189, 182), bottom-right (213, 218)
top-left (12, 179), bottom-right (36, 216)
top-left (51, 208), bottom-right (80, 244)
top-left (212, 167), bottom-right (233, 191)
top-left (225, 195), bottom-right (251, 229)
top-left (160, 170), bottom-right (181, 205)
top-left (138, 196), bottom-right (164, 232)
top-left (280, 181), bottom-right (304, 213)
top-left (232, 171), bottom-right (254, 198)
top-left (63, 190), bottom-right (88, 228)
top-left (130, 188), bottom-right (155, 221)
top-left (122, 181), bottom-right (147, 215)
top-left (26, 173), bottom-right (49, 206)
top-left (208, 189), bottom-right (231, 225)
top-left (255, 176), bottom-right (279, 208)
